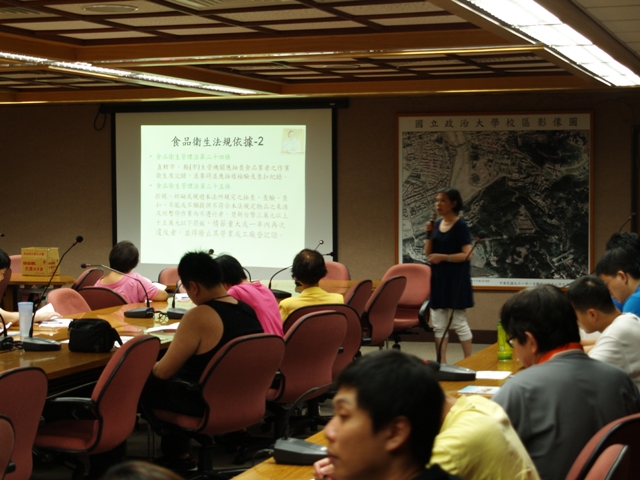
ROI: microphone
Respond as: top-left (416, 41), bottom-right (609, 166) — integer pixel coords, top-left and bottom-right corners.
top-left (208, 249), bottom-right (215, 255)
top-left (618, 213), bottom-right (636, 232)
top-left (81, 263), bottom-right (154, 318)
top-left (433, 230), bottom-right (486, 381)
top-left (167, 279), bottom-right (187, 320)
top-left (426, 213), bottom-right (437, 240)
top-left (0, 233), bottom-right (4, 237)
top-left (268, 265), bottom-right (293, 299)
top-left (314, 240), bottom-right (324, 251)
top-left (22, 235), bottom-right (84, 352)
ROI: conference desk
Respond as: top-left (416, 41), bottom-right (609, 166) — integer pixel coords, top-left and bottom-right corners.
top-left (0, 301), bottom-right (173, 395)
top-left (233, 344), bottom-right (522, 480)
top-left (3, 273), bottom-right (75, 311)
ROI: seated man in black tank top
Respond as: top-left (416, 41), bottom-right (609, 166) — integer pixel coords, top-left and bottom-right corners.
top-left (141, 251), bottom-right (263, 471)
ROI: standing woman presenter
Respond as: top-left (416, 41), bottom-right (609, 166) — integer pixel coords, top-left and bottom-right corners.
top-left (424, 188), bottom-right (474, 364)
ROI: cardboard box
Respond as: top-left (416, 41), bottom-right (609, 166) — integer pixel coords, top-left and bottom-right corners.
top-left (21, 247), bottom-right (60, 276)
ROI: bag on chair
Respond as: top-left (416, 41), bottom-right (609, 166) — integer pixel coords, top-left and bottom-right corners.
top-left (68, 319), bottom-right (122, 353)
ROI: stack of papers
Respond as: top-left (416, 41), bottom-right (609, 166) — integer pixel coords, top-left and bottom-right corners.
top-left (146, 323), bottom-right (180, 333)
top-left (39, 318), bottom-right (73, 328)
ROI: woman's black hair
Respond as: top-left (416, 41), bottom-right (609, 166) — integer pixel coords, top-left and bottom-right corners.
top-left (437, 187), bottom-right (464, 214)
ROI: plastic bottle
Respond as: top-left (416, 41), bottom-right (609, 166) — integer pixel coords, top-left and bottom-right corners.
top-left (497, 320), bottom-right (512, 361)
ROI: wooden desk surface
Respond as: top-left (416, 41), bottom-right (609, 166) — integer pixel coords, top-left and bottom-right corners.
top-left (233, 344), bottom-right (522, 480)
top-left (0, 301), bottom-right (173, 381)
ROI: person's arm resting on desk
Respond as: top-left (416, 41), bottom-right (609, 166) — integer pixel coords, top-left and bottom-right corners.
top-left (152, 305), bottom-right (223, 379)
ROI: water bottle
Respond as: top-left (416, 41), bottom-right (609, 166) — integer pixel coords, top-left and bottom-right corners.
top-left (497, 320), bottom-right (512, 361)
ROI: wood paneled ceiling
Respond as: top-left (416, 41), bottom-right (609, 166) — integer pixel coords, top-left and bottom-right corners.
top-left (0, 0), bottom-right (638, 103)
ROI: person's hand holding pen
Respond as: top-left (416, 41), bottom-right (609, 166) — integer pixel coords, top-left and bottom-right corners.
top-left (313, 458), bottom-right (336, 480)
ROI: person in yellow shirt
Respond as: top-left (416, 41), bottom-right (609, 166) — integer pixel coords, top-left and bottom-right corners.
top-left (278, 248), bottom-right (343, 322)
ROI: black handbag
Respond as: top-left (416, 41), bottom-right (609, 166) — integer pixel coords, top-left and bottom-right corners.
top-left (68, 319), bottom-right (122, 353)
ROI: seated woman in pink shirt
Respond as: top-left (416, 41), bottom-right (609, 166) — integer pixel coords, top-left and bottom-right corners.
top-left (95, 241), bottom-right (168, 304)
top-left (215, 254), bottom-right (284, 337)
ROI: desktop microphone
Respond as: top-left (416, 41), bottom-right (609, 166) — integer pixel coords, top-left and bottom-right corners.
top-left (268, 265), bottom-right (293, 299)
top-left (167, 280), bottom-right (187, 320)
top-left (23, 235), bottom-right (83, 352)
top-left (0, 233), bottom-right (4, 237)
top-left (80, 263), bottom-right (155, 318)
top-left (426, 212), bottom-right (437, 240)
top-left (432, 230), bottom-right (486, 381)
top-left (618, 213), bottom-right (636, 232)
top-left (0, 313), bottom-right (14, 351)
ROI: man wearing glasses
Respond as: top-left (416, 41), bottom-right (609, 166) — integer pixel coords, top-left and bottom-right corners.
top-left (493, 285), bottom-right (640, 480)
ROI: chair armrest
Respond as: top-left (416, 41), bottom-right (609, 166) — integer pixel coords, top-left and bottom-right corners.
top-left (163, 377), bottom-right (201, 392)
top-left (5, 461), bottom-right (15, 474)
top-left (43, 397), bottom-right (98, 421)
top-left (418, 300), bottom-right (433, 333)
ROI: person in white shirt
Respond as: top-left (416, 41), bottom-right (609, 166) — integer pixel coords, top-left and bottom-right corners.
top-left (567, 274), bottom-right (640, 391)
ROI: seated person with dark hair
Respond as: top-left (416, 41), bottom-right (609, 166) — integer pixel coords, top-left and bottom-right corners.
top-left (141, 251), bottom-right (263, 470)
top-left (215, 254), bottom-right (283, 337)
top-left (567, 275), bottom-right (640, 391)
top-left (278, 249), bottom-right (343, 322)
top-left (315, 355), bottom-right (540, 480)
top-left (95, 240), bottom-right (168, 303)
top-left (314, 350), bottom-right (464, 480)
top-left (0, 248), bottom-right (60, 324)
top-left (595, 247), bottom-right (640, 316)
top-left (493, 285), bottom-right (640, 480)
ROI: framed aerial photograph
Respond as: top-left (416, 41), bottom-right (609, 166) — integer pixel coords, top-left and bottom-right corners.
top-left (398, 112), bottom-right (592, 289)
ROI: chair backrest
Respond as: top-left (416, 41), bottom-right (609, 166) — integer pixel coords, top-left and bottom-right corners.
top-left (158, 267), bottom-right (179, 285)
top-left (196, 334), bottom-right (285, 434)
top-left (77, 287), bottom-right (128, 310)
top-left (89, 335), bottom-right (160, 453)
top-left (323, 261), bottom-right (350, 281)
top-left (0, 367), bottom-right (48, 480)
top-left (381, 263), bottom-right (431, 321)
top-left (0, 268), bottom-right (11, 306)
top-left (343, 279), bottom-right (372, 317)
top-left (272, 311), bottom-right (347, 404)
top-left (565, 412), bottom-right (640, 480)
top-left (8, 256), bottom-right (21, 275)
top-left (584, 445), bottom-right (629, 480)
top-left (281, 304), bottom-right (361, 379)
top-left (0, 415), bottom-right (15, 480)
top-left (71, 268), bottom-right (104, 291)
top-left (362, 276), bottom-right (407, 345)
top-left (46, 288), bottom-right (91, 316)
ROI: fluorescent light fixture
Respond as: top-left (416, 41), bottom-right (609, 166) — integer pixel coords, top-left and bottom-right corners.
top-left (454, 0), bottom-right (640, 86)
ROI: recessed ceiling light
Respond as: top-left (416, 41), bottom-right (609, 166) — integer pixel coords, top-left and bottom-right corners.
top-left (82, 4), bottom-right (139, 13)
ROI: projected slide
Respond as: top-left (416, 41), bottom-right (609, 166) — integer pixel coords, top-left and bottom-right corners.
top-left (140, 125), bottom-right (306, 267)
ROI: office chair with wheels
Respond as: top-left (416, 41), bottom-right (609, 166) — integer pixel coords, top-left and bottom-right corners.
top-left (0, 367), bottom-right (48, 480)
top-left (34, 335), bottom-right (160, 480)
top-left (381, 263), bottom-right (432, 349)
top-left (150, 334), bottom-right (285, 479)
top-left (343, 279), bottom-right (372, 318)
top-left (77, 286), bottom-right (128, 310)
top-left (360, 275), bottom-right (407, 348)
top-left (565, 412), bottom-right (640, 480)
top-left (583, 444), bottom-right (629, 480)
top-left (323, 261), bottom-right (350, 281)
top-left (46, 288), bottom-right (91, 316)
top-left (71, 268), bottom-right (104, 291)
top-left (0, 415), bottom-right (15, 480)
top-left (158, 267), bottom-right (179, 286)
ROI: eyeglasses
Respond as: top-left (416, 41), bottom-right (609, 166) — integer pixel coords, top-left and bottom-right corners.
top-left (506, 336), bottom-right (516, 348)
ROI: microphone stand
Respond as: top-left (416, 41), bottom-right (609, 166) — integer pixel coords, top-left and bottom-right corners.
top-left (23, 236), bottom-right (83, 352)
top-left (268, 265), bottom-right (293, 299)
top-left (618, 213), bottom-right (637, 232)
top-left (433, 232), bottom-right (486, 381)
top-left (0, 313), bottom-right (14, 351)
top-left (81, 264), bottom-right (154, 318)
top-left (167, 280), bottom-right (187, 319)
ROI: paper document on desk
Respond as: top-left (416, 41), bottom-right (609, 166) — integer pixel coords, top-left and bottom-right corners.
top-left (146, 323), bottom-right (180, 333)
top-left (153, 282), bottom-right (167, 291)
top-left (39, 318), bottom-right (73, 328)
top-left (475, 371), bottom-right (511, 380)
top-left (458, 386), bottom-right (500, 396)
top-left (115, 336), bottom-right (135, 347)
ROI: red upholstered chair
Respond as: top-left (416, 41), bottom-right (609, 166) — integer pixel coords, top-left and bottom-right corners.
top-left (0, 415), bottom-right (15, 480)
top-left (381, 263), bottom-right (432, 349)
top-left (158, 267), bottom-right (179, 286)
top-left (281, 304), bottom-right (361, 379)
top-left (267, 311), bottom-right (347, 438)
top-left (565, 413), bottom-right (640, 480)
top-left (8, 256), bottom-right (21, 275)
top-left (46, 288), bottom-right (91, 316)
top-left (343, 279), bottom-right (372, 318)
top-left (71, 268), bottom-right (104, 291)
top-left (0, 366), bottom-right (48, 480)
top-left (151, 334), bottom-right (285, 477)
top-left (360, 275), bottom-right (407, 348)
top-left (34, 335), bottom-right (160, 479)
top-left (77, 286), bottom-right (128, 310)
top-left (0, 268), bottom-right (11, 308)
top-left (323, 261), bottom-right (350, 281)
top-left (583, 445), bottom-right (629, 480)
